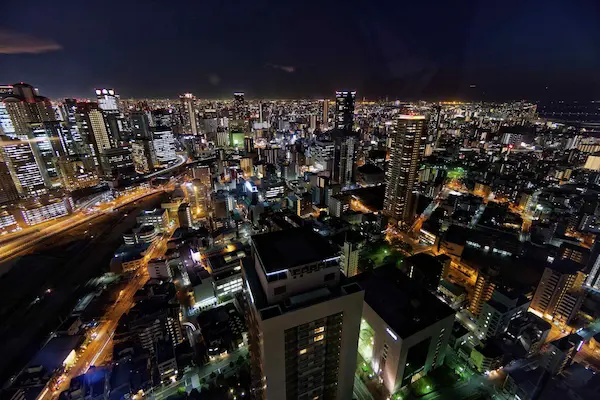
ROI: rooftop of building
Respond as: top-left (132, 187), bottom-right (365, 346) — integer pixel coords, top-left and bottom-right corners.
top-left (405, 253), bottom-right (443, 271)
top-left (113, 243), bottom-right (149, 262)
top-left (140, 208), bottom-right (166, 217)
top-left (26, 335), bottom-right (83, 372)
top-left (549, 333), bottom-right (584, 352)
top-left (207, 248), bottom-right (247, 273)
top-left (474, 341), bottom-right (504, 358)
top-left (243, 256), bottom-right (362, 321)
top-left (349, 265), bottom-right (454, 339)
top-left (439, 279), bottom-right (467, 296)
top-left (251, 227), bottom-right (338, 274)
top-left (156, 340), bottom-right (175, 364)
top-left (357, 163), bottom-right (384, 175)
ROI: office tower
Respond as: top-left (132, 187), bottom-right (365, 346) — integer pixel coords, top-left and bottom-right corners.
top-left (56, 157), bottom-right (99, 191)
top-left (0, 136), bottom-right (47, 196)
top-left (476, 288), bottom-right (530, 340)
top-left (233, 92), bottom-right (246, 120)
top-left (152, 109), bottom-right (172, 128)
top-left (312, 140), bottom-right (335, 172)
top-left (2, 83), bottom-right (66, 187)
top-left (530, 262), bottom-right (586, 325)
top-left (95, 88), bottom-right (124, 145)
top-left (0, 103), bottom-right (15, 136)
top-left (95, 88), bottom-right (120, 113)
top-left (322, 99), bottom-right (329, 130)
top-left (230, 92), bottom-right (247, 135)
top-left (469, 265), bottom-right (499, 317)
top-left (130, 111), bottom-right (152, 139)
top-left (0, 160), bottom-right (19, 204)
top-left (58, 98), bottom-right (87, 157)
top-left (152, 127), bottom-right (177, 165)
top-left (331, 130), bottom-right (357, 186)
top-left (131, 139), bottom-right (156, 173)
top-left (101, 146), bottom-right (136, 179)
top-left (179, 93), bottom-right (198, 135)
top-left (353, 266), bottom-right (454, 394)
top-left (334, 91), bottom-right (356, 131)
top-left (243, 227), bottom-right (364, 400)
top-left (383, 115), bottom-right (428, 223)
top-left (76, 102), bottom-right (112, 172)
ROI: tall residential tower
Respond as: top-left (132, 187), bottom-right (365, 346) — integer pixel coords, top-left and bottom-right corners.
top-left (383, 115), bottom-right (428, 223)
top-left (334, 91), bottom-right (356, 131)
top-left (243, 227), bottom-right (364, 400)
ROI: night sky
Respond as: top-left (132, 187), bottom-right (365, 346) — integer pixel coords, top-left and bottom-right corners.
top-left (1, 0), bottom-right (599, 100)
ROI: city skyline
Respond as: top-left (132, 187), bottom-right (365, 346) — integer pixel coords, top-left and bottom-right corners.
top-left (1, 0), bottom-right (599, 100)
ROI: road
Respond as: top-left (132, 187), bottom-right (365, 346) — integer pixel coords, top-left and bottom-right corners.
top-left (0, 187), bottom-right (160, 268)
top-left (39, 222), bottom-right (176, 400)
top-left (145, 155), bottom-right (187, 179)
top-left (0, 192), bottom-right (166, 386)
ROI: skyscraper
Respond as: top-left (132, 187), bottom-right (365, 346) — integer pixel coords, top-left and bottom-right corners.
top-left (330, 129), bottom-right (357, 186)
top-left (321, 99), bottom-right (329, 130)
top-left (0, 160), bottom-right (20, 204)
top-left (179, 93), bottom-right (198, 135)
top-left (0, 136), bottom-right (47, 196)
top-left (2, 83), bottom-right (66, 188)
top-left (152, 127), bottom-right (177, 166)
top-left (230, 92), bottom-right (247, 133)
top-left (383, 115), bottom-right (428, 223)
top-left (95, 88), bottom-right (126, 145)
top-left (233, 92), bottom-right (246, 120)
top-left (243, 227), bottom-right (364, 400)
top-left (76, 102), bottom-right (113, 173)
top-left (334, 91), bottom-right (356, 131)
top-left (95, 88), bottom-right (120, 113)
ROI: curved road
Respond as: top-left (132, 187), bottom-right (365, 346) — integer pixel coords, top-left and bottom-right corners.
top-left (144, 154), bottom-right (187, 179)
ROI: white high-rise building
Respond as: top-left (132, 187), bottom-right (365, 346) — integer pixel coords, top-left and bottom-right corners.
top-left (179, 93), bottom-right (198, 135)
top-left (244, 227), bottom-right (364, 400)
top-left (95, 88), bottom-right (120, 112)
top-left (152, 127), bottom-right (177, 166)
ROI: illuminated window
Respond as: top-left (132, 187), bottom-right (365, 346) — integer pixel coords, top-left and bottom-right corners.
top-left (299, 348), bottom-right (307, 355)
top-left (314, 327), bottom-right (325, 334)
top-left (314, 334), bottom-right (324, 342)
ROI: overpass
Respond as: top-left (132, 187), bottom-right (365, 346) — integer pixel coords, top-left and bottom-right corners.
top-left (144, 154), bottom-right (188, 179)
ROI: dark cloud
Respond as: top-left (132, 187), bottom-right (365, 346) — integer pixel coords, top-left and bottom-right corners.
top-left (0, 30), bottom-right (62, 54)
top-left (267, 64), bottom-right (296, 73)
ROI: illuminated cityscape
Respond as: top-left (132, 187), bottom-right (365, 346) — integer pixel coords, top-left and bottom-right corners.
top-left (1, 2), bottom-right (600, 400)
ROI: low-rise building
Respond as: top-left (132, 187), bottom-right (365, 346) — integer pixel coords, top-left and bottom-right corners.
top-left (137, 208), bottom-right (169, 232)
top-left (353, 265), bottom-right (455, 393)
top-left (470, 342), bottom-right (504, 373)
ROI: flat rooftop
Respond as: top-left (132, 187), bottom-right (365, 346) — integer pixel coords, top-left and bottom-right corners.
top-left (350, 265), bottom-right (454, 339)
top-left (243, 257), bottom-right (362, 320)
top-left (251, 227), bottom-right (337, 273)
top-left (27, 335), bottom-right (83, 372)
